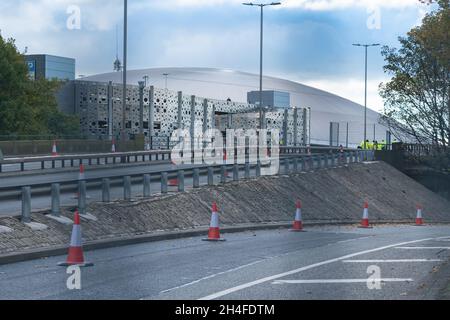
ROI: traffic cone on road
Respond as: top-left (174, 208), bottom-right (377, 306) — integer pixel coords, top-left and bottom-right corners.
top-left (73, 164), bottom-right (86, 199)
top-left (415, 205), bottom-right (424, 226)
top-left (359, 201), bottom-right (372, 228)
top-left (58, 210), bottom-right (93, 267)
top-left (203, 202), bottom-right (226, 242)
top-left (111, 138), bottom-right (116, 153)
top-left (169, 178), bottom-right (179, 187)
top-left (52, 141), bottom-right (58, 156)
top-left (78, 164), bottom-right (85, 180)
top-left (290, 200), bottom-right (305, 232)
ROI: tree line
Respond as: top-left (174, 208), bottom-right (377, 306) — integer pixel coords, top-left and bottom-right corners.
top-left (0, 32), bottom-right (79, 140)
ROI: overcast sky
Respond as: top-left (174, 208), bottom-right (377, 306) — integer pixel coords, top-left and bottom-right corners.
top-left (0, 0), bottom-right (437, 112)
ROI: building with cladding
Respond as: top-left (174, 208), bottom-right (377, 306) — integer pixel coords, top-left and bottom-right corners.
top-left (59, 67), bottom-right (391, 148)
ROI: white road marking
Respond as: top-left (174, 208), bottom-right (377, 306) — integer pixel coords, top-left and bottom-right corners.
top-left (343, 259), bottom-right (442, 263)
top-left (272, 278), bottom-right (413, 284)
top-left (154, 238), bottom-right (360, 297)
top-left (199, 236), bottom-right (450, 300)
top-left (395, 247), bottom-right (450, 250)
top-left (334, 237), bottom-right (373, 245)
top-left (159, 260), bottom-right (265, 294)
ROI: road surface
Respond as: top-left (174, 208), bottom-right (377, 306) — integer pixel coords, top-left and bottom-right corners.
top-left (0, 224), bottom-right (449, 300)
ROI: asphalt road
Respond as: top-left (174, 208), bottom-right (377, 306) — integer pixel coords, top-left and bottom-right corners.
top-left (0, 224), bottom-right (449, 300)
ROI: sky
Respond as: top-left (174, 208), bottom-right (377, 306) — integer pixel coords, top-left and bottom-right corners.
top-left (0, 0), bottom-right (438, 112)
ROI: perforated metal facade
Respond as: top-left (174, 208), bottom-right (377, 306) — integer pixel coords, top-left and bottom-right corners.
top-left (75, 80), bottom-right (309, 146)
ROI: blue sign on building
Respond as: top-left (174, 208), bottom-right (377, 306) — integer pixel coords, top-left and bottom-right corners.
top-left (27, 60), bottom-right (36, 80)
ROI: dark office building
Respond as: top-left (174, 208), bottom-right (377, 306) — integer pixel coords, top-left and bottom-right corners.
top-left (25, 54), bottom-right (75, 81)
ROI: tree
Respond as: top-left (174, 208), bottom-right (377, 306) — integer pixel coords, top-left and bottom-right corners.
top-left (0, 32), bottom-right (80, 139)
top-left (379, 0), bottom-right (449, 167)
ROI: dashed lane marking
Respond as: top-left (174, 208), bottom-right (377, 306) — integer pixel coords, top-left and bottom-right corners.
top-left (272, 278), bottom-right (413, 285)
top-left (395, 247), bottom-right (450, 250)
top-left (343, 259), bottom-right (442, 263)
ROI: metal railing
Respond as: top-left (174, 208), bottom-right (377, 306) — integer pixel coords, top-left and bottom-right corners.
top-left (3, 150), bottom-right (376, 223)
top-left (0, 150), bottom-right (172, 173)
top-left (0, 145), bottom-right (357, 173)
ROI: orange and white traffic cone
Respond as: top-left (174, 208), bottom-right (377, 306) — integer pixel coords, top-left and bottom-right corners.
top-left (73, 164), bottom-right (85, 199)
top-left (58, 210), bottom-right (93, 267)
top-left (415, 205), bottom-right (424, 226)
top-left (78, 164), bottom-right (85, 180)
top-left (169, 178), bottom-right (179, 187)
top-left (359, 201), bottom-right (372, 228)
top-left (290, 200), bottom-right (305, 232)
top-left (111, 138), bottom-right (116, 153)
top-left (203, 202), bottom-right (226, 242)
top-left (52, 141), bottom-right (58, 156)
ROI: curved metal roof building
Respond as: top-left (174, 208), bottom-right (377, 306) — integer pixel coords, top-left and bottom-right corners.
top-left (83, 67), bottom-right (388, 147)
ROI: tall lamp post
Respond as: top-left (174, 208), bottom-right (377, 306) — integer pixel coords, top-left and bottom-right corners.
top-left (163, 73), bottom-right (169, 90)
top-left (243, 2), bottom-right (281, 130)
top-left (352, 43), bottom-right (380, 150)
top-left (121, 0), bottom-right (128, 141)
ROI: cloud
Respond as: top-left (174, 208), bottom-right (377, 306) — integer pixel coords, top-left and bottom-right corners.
top-left (280, 0), bottom-right (424, 10)
top-left (142, 0), bottom-right (427, 10)
top-left (300, 77), bottom-right (388, 112)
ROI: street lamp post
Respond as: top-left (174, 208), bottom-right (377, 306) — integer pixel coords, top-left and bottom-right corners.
top-left (121, 0), bottom-right (128, 141)
top-left (243, 2), bottom-right (281, 130)
top-left (352, 43), bottom-right (380, 150)
top-left (163, 73), bottom-right (169, 90)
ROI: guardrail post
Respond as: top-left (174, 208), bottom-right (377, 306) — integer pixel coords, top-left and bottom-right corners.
top-left (221, 166), bottom-right (227, 184)
top-left (124, 176), bottom-right (132, 201)
top-left (207, 167), bottom-right (214, 186)
top-left (244, 163), bottom-right (250, 179)
top-left (256, 162), bottom-right (261, 177)
top-left (21, 186), bottom-right (31, 223)
top-left (102, 178), bottom-right (111, 202)
top-left (284, 159), bottom-right (290, 174)
top-left (233, 164), bottom-right (239, 181)
top-left (302, 157), bottom-right (306, 172)
top-left (178, 170), bottom-right (185, 192)
top-left (21, 162), bottom-right (25, 171)
top-left (51, 183), bottom-right (61, 217)
top-left (310, 156), bottom-right (315, 171)
top-left (143, 174), bottom-right (151, 198)
top-left (78, 181), bottom-right (87, 215)
top-left (193, 168), bottom-right (200, 188)
top-left (293, 158), bottom-right (299, 173)
top-left (161, 172), bottom-right (168, 194)
top-left (315, 156), bottom-right (320, 169)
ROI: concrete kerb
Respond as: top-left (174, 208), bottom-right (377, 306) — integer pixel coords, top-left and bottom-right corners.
top-left (1, 219), bottom-right (446, 266)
